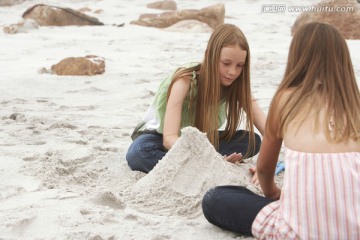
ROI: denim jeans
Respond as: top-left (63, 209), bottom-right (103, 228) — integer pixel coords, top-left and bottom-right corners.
top-left (125, 130), bottom-right (261, 173)
top-left (202, 186), bottom-right (274, 236)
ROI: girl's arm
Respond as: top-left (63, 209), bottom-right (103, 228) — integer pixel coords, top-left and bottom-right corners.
top-left (163, 77), bottom-right (191, 150)
top-left (256, 134), bottom-right (282, 199)
top-left (249, 98), bottom-right (267, 184)
top-left (251, 97), bottom-right (266, 136)
top-left (256, 90), bottom-right (291, 199)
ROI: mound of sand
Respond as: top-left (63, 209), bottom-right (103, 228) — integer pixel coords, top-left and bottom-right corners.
top-left (124, 127), bottom-right (260, 218)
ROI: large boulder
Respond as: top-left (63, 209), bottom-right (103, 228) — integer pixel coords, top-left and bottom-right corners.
top-left (291, 0), bottom-right (360, 39)
top-left (131, 3), bottom-right (224, 30)
top-left (0, 0), bottom-right (25, 6)
top-left (51, 56), bottom-right (105, 76)
top-left (22, 4), bottom-right (104, 26)
top-left (147, 0), bottom-right (177, 11)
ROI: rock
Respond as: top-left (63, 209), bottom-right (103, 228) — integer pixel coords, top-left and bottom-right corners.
top-left (22, 4), bottom-right (104, 26)
top-left (3, 19), bottom-right (39, 34)
top-left (164, 20), bottom-right (213, 32)
top-left (147, 0), bottom-right (177, 10)
top-left (131, 3), bottom-right (224, 30)
top-left (292, 0), bottom-right (360, 39)
top-left (51, 56), bottom-right (105, 76)
top-left (0, 0), bottom-right (25, 6)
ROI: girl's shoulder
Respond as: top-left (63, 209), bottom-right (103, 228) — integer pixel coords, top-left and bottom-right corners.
top-left (272, 87), bottom-right (296, 110)
top-left (175, 63), bottom-right (200, 83)
top-left (278, 87), bottom-right (295, 100)
top-left (266, 87), bottom-right (297, 138)
top-left (180, 62), bottom-right (201, 69)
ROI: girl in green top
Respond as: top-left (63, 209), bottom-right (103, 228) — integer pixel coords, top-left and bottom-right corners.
top-left (126, 24), bottom-right (266, 173)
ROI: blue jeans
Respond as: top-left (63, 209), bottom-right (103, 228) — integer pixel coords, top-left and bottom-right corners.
top-left (125, 130), bottom-right (261, 173)
top-left (202, 186), bottom-right (274, 236)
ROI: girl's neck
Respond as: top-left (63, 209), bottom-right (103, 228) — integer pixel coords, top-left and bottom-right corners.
top-left (221, 86), bottom-right (229, 100)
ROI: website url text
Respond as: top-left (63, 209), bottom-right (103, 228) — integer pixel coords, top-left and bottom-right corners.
top-left (261, 4), bottom-right (354, 13)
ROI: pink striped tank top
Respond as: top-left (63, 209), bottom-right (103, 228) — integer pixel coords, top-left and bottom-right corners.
top-left (252, 148), bottom-right (360, 239)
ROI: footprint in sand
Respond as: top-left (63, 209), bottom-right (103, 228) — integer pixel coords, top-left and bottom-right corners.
top-left (151, 235), bottom-right (171, 240)
top-left (66, 87), bottom-right (106, 94)
top-left (46, 121), bottom-right (78, 130)
top-left (91, 191), bottom-right (126, 210)
top-left (23, 154), bottom-right (39, 161)
top-left (76, 105), bottom-right (96, 111)
top-left (93, 146), bottom-right (118, 152)
top-left (8, 215), bottom-right (36, 233)
top-left (88, 234), bottom-right (116, 240)
top-left (26, 141), bottom-right (46, 145)
top-left (135, 79), bottom-right (150, 84)
top-left (68, 139), bottom-right (89, 145)
top-left (36, 98), bottom-right (57, 107)
top-left (123, 213), bottom-right (138, 221)
top-left (9, 113), bottom-right (26, 121)
top-left (123, 213), bottom-right (159, 227)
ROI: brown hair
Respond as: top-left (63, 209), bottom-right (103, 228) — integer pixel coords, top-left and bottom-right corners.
top-left (267, 22), bottom-right (360, 142)
top-left (168, 24), bottom-right (256, 157)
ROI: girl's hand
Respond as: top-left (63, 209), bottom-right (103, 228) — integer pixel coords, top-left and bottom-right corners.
top-left (267, 185), bottom-right (281, 200)
top-left (249, 166), bottom-right (259, 186)
top-left (223, 152), bottom-right (242, 163)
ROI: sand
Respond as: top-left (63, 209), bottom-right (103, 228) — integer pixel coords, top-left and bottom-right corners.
top-left (124, 127), bottom-right (261, 219)
top-left (0, 0), bottom-right (359, 239)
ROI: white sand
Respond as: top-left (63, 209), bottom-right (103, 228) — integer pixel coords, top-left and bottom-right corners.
top-left (124, 127), bottom-right (260, 219)
top-left (0, 0), bottom-right (359, 239)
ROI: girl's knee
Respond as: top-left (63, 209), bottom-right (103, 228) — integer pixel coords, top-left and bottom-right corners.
top-left (202, 187), bottom-right (224, 211)
top-left (202, 187), bottom-right (217, 219)
top-left (125, 144), bottom-right (159, 173)
top-left (125, 149), bottom-right (138, 171)
top-left (125, 143), bottom-right (145, 171)
top-left (203, 187), bottom-right (216, 202)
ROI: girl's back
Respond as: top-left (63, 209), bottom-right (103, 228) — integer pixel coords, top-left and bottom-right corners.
top-left (284, 105), bottom-right (360, 153)
top-left (253, 89), bottom-right (360, 239)
top-left (269, 89), bottom-right (360, 239)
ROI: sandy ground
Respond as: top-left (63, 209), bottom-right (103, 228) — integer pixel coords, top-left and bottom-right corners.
top-left (0, 0), bottom-right (359, 239)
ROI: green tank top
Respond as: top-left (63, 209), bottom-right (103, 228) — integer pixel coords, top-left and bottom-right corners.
top-left (131, 62), bottom-right (227, 140)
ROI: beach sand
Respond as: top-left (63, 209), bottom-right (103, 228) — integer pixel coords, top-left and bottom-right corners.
top-left (0, 0), bottom-right (359, 239)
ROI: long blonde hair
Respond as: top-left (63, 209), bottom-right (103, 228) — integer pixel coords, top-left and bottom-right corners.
top-left (268, 22), bottom-right (360, 142)
top-left (168, 24), bottom-right (256, 157)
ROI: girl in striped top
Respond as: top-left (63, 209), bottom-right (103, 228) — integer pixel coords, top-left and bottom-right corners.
top-left (202, 22), bottom-right (360, 239)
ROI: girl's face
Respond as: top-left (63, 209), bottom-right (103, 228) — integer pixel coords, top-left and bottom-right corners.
top-left (218, 45), bottom-right (247, 87)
